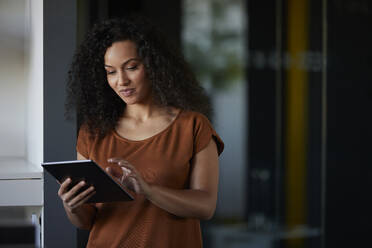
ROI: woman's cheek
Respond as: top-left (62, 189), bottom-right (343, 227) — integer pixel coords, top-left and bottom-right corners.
top-left (107, 79), bottom-right (116, 89)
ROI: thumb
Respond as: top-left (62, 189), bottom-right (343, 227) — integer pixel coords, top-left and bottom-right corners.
top-left (106, 166), bottom-right (122, 178)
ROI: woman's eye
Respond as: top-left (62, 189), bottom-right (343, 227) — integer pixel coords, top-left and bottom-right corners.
top-left (106, 71), bottom-right (116, 75)
top-left (126, 65), bottom-right (138, 71)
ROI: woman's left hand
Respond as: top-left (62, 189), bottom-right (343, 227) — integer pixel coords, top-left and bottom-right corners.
top-left (106, 158), bottom-right (151, 196)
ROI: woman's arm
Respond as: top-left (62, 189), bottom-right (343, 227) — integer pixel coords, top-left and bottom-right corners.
top-left (58, 152), bottom-right (97, 230)
top-left (108, 139), bottom-right (219, 220)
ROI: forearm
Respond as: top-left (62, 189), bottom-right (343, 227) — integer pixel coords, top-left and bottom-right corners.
top-left (107, 140), bottom-right (219, 220)
top-left (63, 203), bottom-right (96, 230)
top-left (145, 185), bottom-right (216, 220)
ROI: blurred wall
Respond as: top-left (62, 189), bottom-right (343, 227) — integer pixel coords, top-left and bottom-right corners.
top-left (26, 0), bottom-right (44, 166)
top-left (0, 0), bottom-right (27, 157)
top-left (43, 0), bottom-right (78, 247)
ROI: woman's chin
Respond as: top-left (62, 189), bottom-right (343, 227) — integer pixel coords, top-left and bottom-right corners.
top-left (120, 95), bottom-right (153, 106)
top-left (119, 96), bottom-right (138, 105)
top-left (123, 100), bottom-right (137, 105)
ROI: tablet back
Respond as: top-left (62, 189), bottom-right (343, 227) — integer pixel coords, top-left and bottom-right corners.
top-left (42, 160), bottom-right (134, 203)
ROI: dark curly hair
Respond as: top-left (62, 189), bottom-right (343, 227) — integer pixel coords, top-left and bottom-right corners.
top-left (66, 16), bottom-right (213, 138)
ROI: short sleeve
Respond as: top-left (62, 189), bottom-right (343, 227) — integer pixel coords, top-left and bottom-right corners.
top-left (76, 125), bottom-right (91, 158)
top-left (193, 114), bottom-right (224, 156)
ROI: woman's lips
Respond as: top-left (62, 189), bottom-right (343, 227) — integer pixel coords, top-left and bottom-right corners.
top-left (120, 88), bottom-right (135, 97)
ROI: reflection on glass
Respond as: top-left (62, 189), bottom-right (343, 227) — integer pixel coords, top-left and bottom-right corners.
top-left (183, 0), bottom-right (245, 91)
top-left (184, 0), bottom-right (325, 247)
top-left (183, 0), bottom-right (248, 247)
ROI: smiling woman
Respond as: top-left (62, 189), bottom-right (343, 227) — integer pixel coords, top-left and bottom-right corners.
top-left (63, 16), bottom-right (224, 248)
top-left (66, 17), bottom-right (213, 139)
top-left (104, 41), bottom-right (152, 106)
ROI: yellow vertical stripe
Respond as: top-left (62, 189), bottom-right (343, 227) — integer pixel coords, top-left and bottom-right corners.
top-left (286, 0), bottom-right (308, 247)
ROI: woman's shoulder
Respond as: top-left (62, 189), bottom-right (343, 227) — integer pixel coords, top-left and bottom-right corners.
top-left (178, 109), bottom-right (224, 155)
top-left (176, 109), bottom-right (214, 133)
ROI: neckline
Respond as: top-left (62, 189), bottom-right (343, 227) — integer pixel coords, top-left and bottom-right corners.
top-left (113, 109), bottom-right (183, 143)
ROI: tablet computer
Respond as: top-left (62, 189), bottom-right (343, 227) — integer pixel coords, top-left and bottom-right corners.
top-left (42, 160), bottom-right (134, 203)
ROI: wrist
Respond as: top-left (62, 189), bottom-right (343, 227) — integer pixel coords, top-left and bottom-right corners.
top-left (64, 202), bottom-right (82, 214)
top-left (144, 183), bottom-right (154, 200)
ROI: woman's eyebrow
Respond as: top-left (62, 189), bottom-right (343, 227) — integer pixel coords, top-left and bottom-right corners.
top-left (104, 58), bottom-right (140, 68)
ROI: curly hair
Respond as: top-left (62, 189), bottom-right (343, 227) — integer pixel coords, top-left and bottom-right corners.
top-left (66, 16), bottom-right (213, 138)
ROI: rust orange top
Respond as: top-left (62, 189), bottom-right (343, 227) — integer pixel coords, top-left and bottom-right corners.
top-left (77, 110), bottom-right (224, 248)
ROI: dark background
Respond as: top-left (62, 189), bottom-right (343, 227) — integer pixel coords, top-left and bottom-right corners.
top-left (44, 0), bottom-right (372, 247)
top-left (326, 0), bottom-right (372, 246)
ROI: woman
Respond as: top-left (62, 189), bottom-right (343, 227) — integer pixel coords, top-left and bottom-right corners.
top-left (60, 16), bottom-right (224, 248)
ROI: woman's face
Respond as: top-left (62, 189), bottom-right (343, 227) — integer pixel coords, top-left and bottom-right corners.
top-left (104, 40), bottom-right (151, 105)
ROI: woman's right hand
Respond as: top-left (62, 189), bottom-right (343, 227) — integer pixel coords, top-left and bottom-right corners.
top-left (58, 178), bottom-right (96, 213)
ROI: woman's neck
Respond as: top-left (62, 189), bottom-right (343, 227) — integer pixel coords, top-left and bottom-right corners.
top-left (123, 103), bottom-right (167, 122)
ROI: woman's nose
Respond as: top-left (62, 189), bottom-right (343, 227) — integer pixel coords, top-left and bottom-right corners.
top-left (118, 71), bottom-right (130, 86)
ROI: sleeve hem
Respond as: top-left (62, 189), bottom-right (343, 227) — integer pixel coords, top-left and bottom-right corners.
top-left (76, 147), bottom-right (89, 159)
top-left (195, 133), bottom-right (224, 156)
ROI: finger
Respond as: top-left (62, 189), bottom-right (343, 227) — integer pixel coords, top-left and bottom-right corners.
top-left (119, 168), bottom-right (135, 181)
top-left (127, 174), bottom-right (138, 184)
top-left (120, 169), bottom-right (128, 183)
top-left (107, 158), bottom-right (134, 171)
top-left (105, 167), bottom-right (113, 175)
top-left (58, 178), bottom-right (71, 196)
top-left (107, 157), bottom-right (126, 163)
top-left (106, 166), bottom-right (122, 178)
top-left (68, 186), bottom-right (95, 207)
top-left (122, 179), bottom-right (135, 191)
top-left (70, 190), bottom-right (96, 210)
top-left (120, 167), bottom-right (131, 177)
top-left (134, 185), bottom-right (141, 193)
top-left (118, 162), bottom-right (135, 173)
top-left (117, 160), bottom-right (131, 166)
top-left (63, 181), bottom-right (87, 202)
top-left (126, 176), bottom-right (141, 193)
top-left (132, 179), bottom-right (141, 193)
top-left (108, 158), bottom-right (133, 170)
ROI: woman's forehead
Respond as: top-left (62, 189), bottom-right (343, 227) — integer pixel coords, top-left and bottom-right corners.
top-left (104, 40), bottom-right (138, 64)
